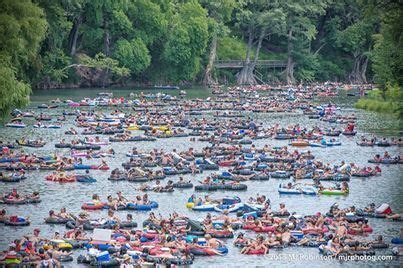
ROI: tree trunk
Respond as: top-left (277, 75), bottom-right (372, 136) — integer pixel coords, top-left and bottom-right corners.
top-left (286, 30), bottom-right (295, 84)
top-left (360, 56), bottom-right (368, 83)
top-left (237, 29), bottom-right (255, 85)
top-left (349, 52), bottom-right (364, 84)
top-left (203, 34), bottom-right (218, 86)
top-left (68, 16), bottom-right (82, 56)
top-left (251, 29), bottom-right (265, 70)
top-left (103, 20), bottom-right (110, 56)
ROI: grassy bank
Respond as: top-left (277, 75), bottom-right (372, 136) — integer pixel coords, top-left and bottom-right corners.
top-left (355, 85), bottom-right (402, 118)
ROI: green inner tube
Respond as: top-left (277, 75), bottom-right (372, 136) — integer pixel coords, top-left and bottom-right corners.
top-left (320, 190), bottom-right (348, 195)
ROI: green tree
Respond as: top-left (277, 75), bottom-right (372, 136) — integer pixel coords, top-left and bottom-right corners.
top-left (200, 0), bottom-right (237, 85)
top-left (113, 38), bottom-right (151, 75)
top-left (160, 1), bottom-right (209, 82)
top-left (367, 0), bottom-right (402, 88)
top-left (282, 0), bottom-right (327, 84)
top-left (0, 0), bottom-right (47, 115)
top-left (235, 0), bottom-right (286, 84)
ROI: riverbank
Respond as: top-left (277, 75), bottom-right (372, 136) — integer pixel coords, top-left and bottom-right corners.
top-left (355, 86), bottom-right (402, 118)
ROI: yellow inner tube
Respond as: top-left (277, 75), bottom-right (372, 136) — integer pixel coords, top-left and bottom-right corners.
top-left (58, 242), bottom-right (73, 249)
top-left (127, 125), bottom-right (139, 130)
top-left (186, 202), bottom-right (194, 208)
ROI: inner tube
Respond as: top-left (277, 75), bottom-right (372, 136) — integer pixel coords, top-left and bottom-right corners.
top-left (332, 174), bottom-right (351, 181)
top-left (225, 184), bottom-right (248, 191)
top-left (195, 185), bottom-right (218, 191)
top-left (199, 164), bottom-right (219, 170)
top-left (368, 159), bottom-right (398, 164)
top-left (55, 143), bottom-right (71, 148)
top-left (347, 226), bottom-right (373, 235)
top-left (45, 217), bottom-right (71, 224)
top-left (391, 238), bottom-right (403, 244)
top-left (352, 172), bottom-right (372, 177)
top-left (126, 201), bottom-right (158, 211)
top-left (271, 211), bottom-right (290, 217)
top-left (245, 249), bottom-right (267, 255)
top-left (81, 202), bottom-right (107, 210)
top-left (1, 175), bottom-right (26, 183)
top-left (173, 182), bottom-right (193, 188)
top-left (253, 226), bottom-right (276, 233)
top-left (57, 255), bottom-right (73, 262)
top-left (233, 169), bottom-right (254, 176)
top-left (192, 204), bottom-right (215, 212)
top-left (3, 198), bottom-right (29, 204)
top-left (338, 250), bottom-right (375, 256)
top-left (4, 218), bottom-right (30, 226)
top-left (207, 230), bottom-right (234, 238)
top-left (370, 243), bottom-right (389, 249)
top-left (89, 259), bottom-right (120, 267)
top-left (270, 171), bottom-right (290, 179)
top-left (320, 189), bottom-right (348, 195)
top-left (342, 131), bottom-right (357, 136)
top-left (76, 175), bottom-right (97, 183)
top-left (251, 174), bottom-right (270, 181)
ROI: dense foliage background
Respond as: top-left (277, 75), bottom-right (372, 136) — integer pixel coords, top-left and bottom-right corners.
top-left (0, 0), bottom-right (401, 115)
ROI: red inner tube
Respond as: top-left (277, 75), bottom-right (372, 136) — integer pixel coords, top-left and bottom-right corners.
top-left (81, 202), bottom-right (106, 210)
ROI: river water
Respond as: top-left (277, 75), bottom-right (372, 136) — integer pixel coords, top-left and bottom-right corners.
top-left (0, 87), bottom-right (401, 267)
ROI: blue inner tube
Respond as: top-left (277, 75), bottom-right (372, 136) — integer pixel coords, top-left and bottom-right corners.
top-left (74, 164), bottom-right (92, 170)
top-left (391, 238), bottom-right (403, 244)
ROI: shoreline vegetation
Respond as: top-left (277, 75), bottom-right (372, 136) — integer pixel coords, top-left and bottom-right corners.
top-left (355, 85), bottom-right (402, 118)
top-left (0, 0), bottom-right (401, 117)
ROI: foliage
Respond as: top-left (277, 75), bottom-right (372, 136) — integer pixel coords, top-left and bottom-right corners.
top-left (161, 1), bottom-right (209, 82)
top-left (355, 84), bottom-right (402, 117)
top-left (370, 8), bottom-right (402, 88)
top-left (0, 0), bottom-right (47, 116)
top-left (113, 38), bottom-right (151, 75)
top-left (0, 66), bottom-right (32, 116)
top-left (78, 53), bottom-right (130, 78)
top-left (0, 0), bottom-right (402, 115)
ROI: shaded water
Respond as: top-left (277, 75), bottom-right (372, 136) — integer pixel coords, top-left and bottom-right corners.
top-left (0, 87), bottom-right (402, 267)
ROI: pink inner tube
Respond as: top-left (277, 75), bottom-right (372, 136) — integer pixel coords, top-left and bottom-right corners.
top-left (219, 161), bottom-right (236, 166)
top-left (149, 246), bottom-right (162, 255)
top-left (208, 230), bottom-right (233, 236)
top-left (347, 226), bottom-right (373, 235)
top-left (253, 226), bottom-right (276, 233)
top-left (246, 249), bottom-right (267, 255)
top-left (143, 232), bottom-right (158, 239)
top-left (91, 165), bottom-right (109, 170)
top-left (242, 224), bottom-right (257, 230)
top-left (302, 227), bottom-right (328, 234)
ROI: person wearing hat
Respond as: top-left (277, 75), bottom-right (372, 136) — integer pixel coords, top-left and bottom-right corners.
top-left (120, 254), bottom-right (134, 268)
top-left (77, 211), bottom-right (90, 225)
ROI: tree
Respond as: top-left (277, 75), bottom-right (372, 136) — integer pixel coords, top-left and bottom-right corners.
top-left (160, 1), bottom-right (209, 82)
top-left (366, 0), bottom-right (402, 88)
top-left (282, 0), bottom-right (327, 84)
top-left (235, 0), bottom-right (286, 85)
top-left (0, 0), bottom-right (47, 115)
top-left (336, 18), bottom-right (375, 83)
top-left (200, 0), bottom-right (237, 85)
top-left (113, 38), bottom-right (151, 75)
